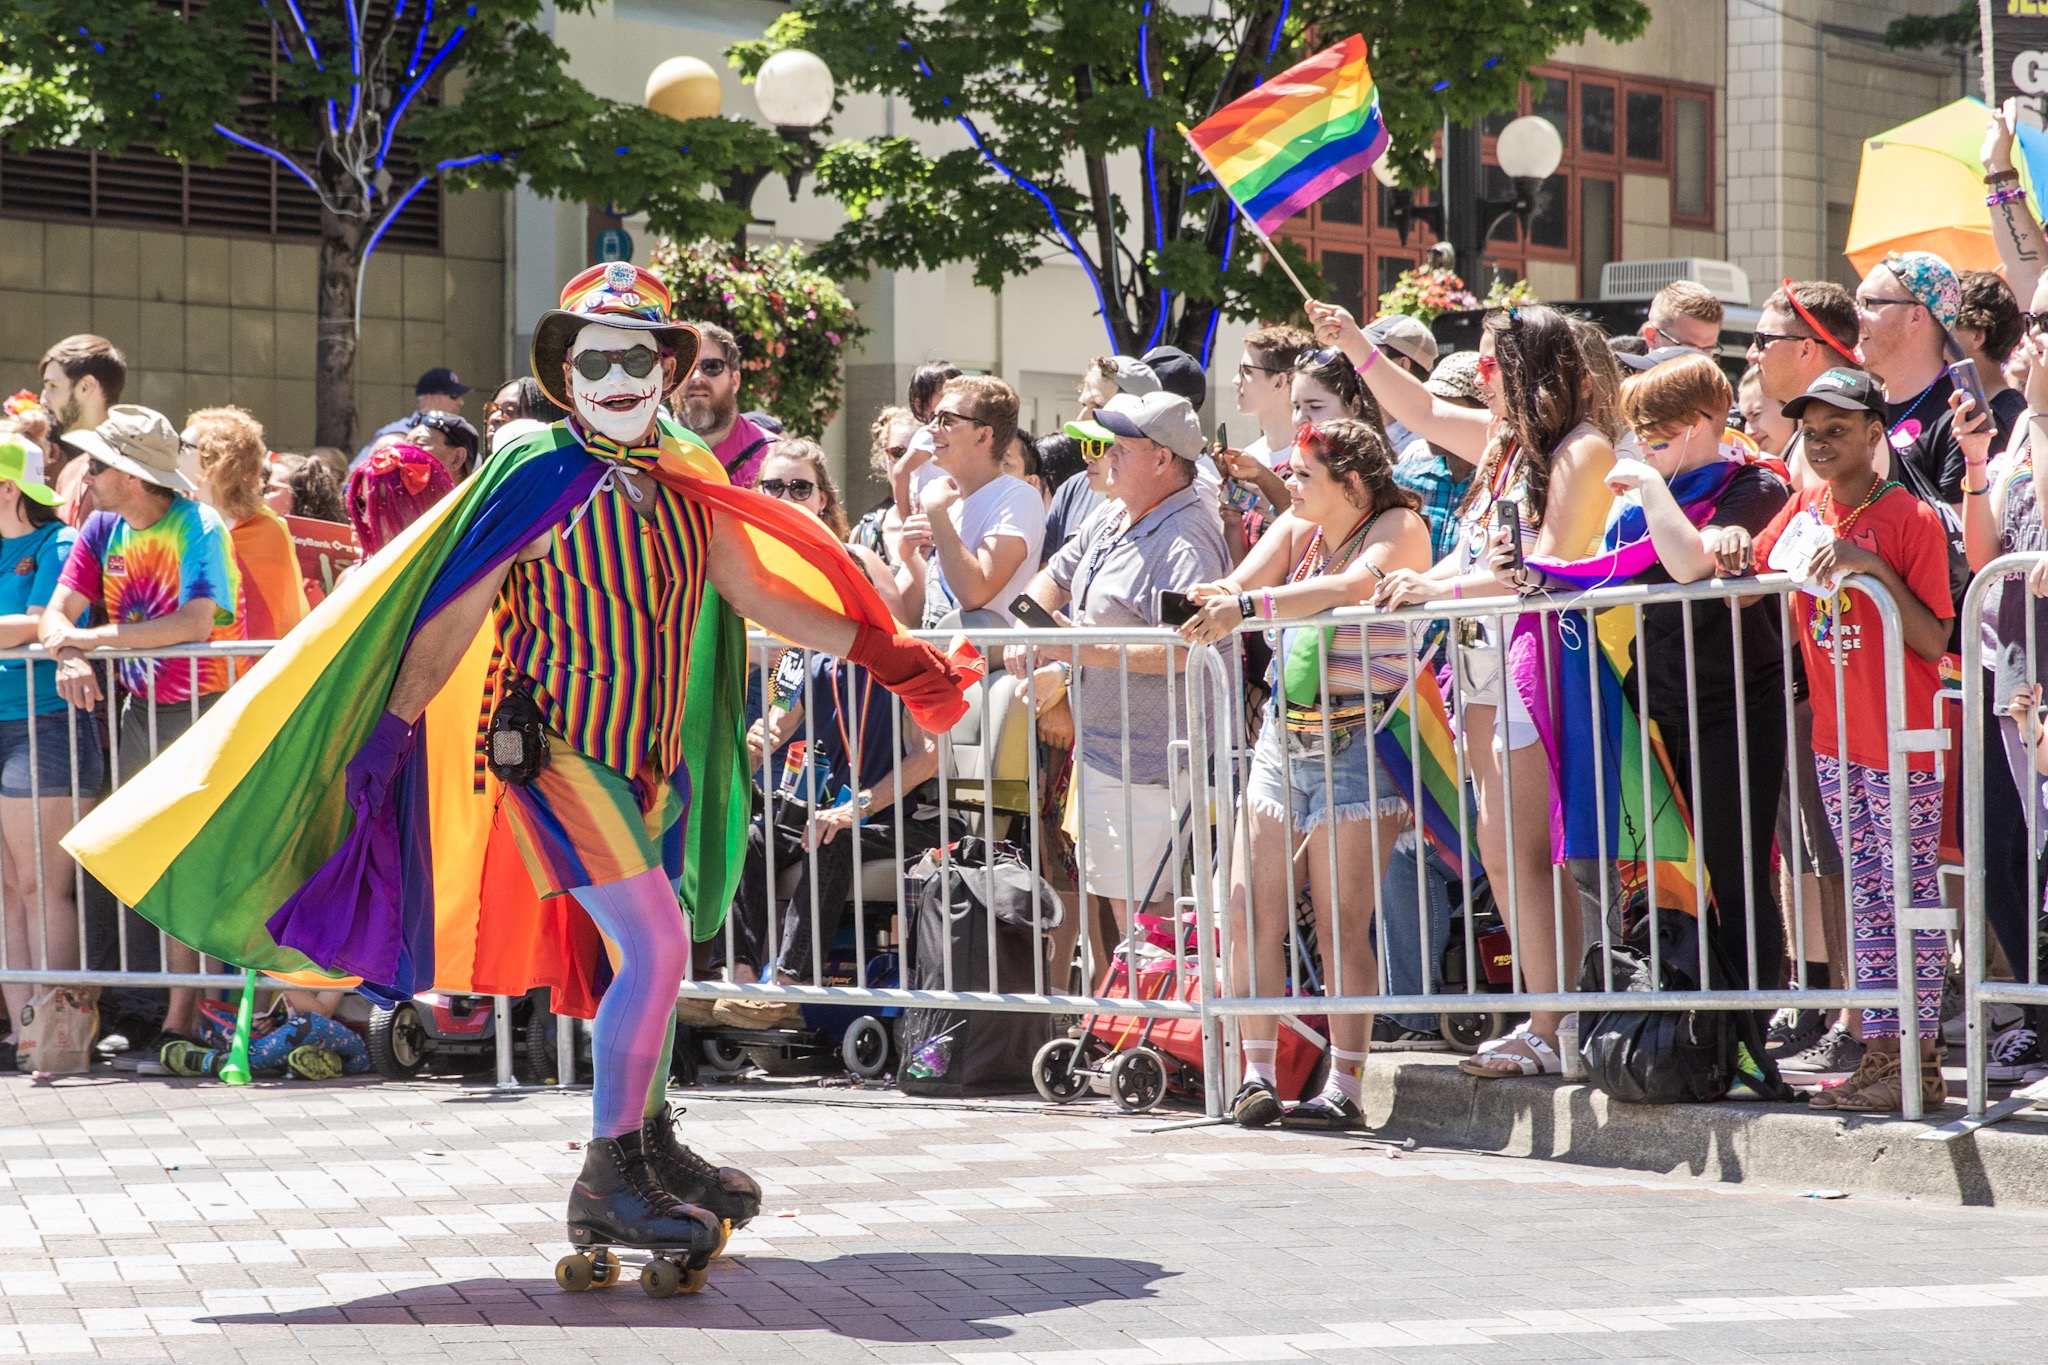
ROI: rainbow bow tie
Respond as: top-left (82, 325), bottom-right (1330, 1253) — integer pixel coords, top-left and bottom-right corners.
top-left (571, 419), bottom-right (664, 474)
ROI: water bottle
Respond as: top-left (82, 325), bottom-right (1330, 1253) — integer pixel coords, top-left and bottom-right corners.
top-left (1558, 1012), bottom-right (1585, 1080)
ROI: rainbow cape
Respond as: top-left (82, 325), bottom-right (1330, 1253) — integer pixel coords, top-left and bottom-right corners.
top-left (1510, 459), bottom-right (1744, 913)
top-left (1184, 35), bottom-right (1390, 235)
top-left (62, 422), bottom-right (972, 1016)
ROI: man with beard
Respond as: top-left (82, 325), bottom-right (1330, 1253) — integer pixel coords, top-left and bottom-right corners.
top-left (37, 335), bottom-right (126, 526)
top-left (65, 262), bottom-right (975, 1297)
top-left (674, 322), bottom-right (774, 488)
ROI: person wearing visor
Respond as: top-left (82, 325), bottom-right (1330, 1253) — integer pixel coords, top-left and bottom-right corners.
top-left (0, 433), bottom-right (101, 1074)
top-left (1010, 390), bottom-right (1232, 979)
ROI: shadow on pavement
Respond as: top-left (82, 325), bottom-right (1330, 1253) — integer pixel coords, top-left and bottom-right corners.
top-left (202, 1251), bottom-right (1174, 1340)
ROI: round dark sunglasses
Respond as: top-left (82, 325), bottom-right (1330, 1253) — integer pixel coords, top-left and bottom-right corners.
top-left (757, 478), bottom-right (817, 500)
top-left (573, 346), bottom-right (661, 381)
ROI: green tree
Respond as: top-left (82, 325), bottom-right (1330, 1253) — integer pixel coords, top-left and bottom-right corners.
top-left (0, 0), bottom-right (788, 447)
top-left (732, 0), bottom-right (1649, 361)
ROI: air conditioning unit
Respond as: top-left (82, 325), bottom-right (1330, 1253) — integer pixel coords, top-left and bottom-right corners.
top-left (1599, 258), bottom-right (1752, 306)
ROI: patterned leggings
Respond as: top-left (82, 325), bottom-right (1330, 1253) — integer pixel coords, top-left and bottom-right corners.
top-left (1813, 755), bottom-right (1945, 1040)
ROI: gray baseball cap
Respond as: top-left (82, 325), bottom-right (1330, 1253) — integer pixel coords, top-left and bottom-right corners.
top-left (1366, 314), bottom-right (1439, 370)
top-left (1091, 391), bottom-right (1206, 461)
top-left (1100, 356), bottom-right (1162, 396)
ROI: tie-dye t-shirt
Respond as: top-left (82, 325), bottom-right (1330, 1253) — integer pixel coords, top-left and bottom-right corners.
top-left (59, 498), bottom-right (244, 703)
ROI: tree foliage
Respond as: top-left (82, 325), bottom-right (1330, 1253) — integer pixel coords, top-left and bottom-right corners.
top-left (731, 0), bottom-right (1649, 359)
top-left (1884, 1), bottom-right (1979, 55)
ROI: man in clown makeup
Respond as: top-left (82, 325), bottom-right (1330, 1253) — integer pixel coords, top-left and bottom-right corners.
top-left (63, 263), bottom-right (976, 1292)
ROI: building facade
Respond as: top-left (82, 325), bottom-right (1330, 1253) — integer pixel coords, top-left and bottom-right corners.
top-left (0, 0), bottom-right (1974, 471)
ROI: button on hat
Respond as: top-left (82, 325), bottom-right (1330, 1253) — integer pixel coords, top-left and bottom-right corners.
top-left (1780, 367), bottom-right (1885, 420)
top-left (1366, 314), bottom-right (1440, 371)
top-left (1091, 391), bottom-right (1207, 461)
top-left (60, 405), bottom-right (194, 493)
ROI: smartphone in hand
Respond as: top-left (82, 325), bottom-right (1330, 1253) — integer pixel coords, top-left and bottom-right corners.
top-left (1010, 595), bottom-right (1066, 630)
top-left (1495, 498), bottom-right (1524, 574)
top-left (1948, 357), bottom-right (1990, 425)
top-left (1157, 589), bottom-right (1200, 628)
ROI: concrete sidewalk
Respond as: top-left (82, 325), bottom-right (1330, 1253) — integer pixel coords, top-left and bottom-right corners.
top-left (1356, 1053), bottom-right (2048, 1207)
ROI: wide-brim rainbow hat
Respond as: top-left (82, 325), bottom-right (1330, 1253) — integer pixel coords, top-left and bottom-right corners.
top-left (531, 261), bottom-right (700, 412)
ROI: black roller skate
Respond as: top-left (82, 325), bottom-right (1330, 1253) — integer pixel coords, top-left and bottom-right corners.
top-left (556, 1131), bottom-right (722, 1298)
top-left (642, 1102), bottom-right (762, 1253)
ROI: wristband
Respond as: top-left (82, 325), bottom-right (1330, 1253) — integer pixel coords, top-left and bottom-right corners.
top-left (1987, 167), bottom-right (2022, 186)
top-left (1262, 589), bottom-right (1276, 620)
top-left (1989, 186), bottom-right (2029, 207)
top-left (1965, 482), bottom-right (1992, 496)
top-left (1237, 592), bottom-right (1256, 620)
top-left (1360, 346), bottom-right (1379, 373)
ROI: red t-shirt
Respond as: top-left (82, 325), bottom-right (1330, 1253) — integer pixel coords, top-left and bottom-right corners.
top-left (1753, 483), bottom-right (1952, 771)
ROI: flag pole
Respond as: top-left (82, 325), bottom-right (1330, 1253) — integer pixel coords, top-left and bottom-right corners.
top-left (1177, 123), bottom-right (1318, 307)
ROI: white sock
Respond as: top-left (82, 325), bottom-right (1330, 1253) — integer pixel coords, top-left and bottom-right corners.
top-left (1326, 1048), bottom-right (1368, 1107)
top-left (1241, 1040), bottom-right (1277, 1088)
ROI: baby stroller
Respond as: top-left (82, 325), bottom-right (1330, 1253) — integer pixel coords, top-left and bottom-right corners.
top-left (1030, 806), bottom-right (1327, 1113)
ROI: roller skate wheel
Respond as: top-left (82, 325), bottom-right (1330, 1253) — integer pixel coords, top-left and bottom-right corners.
top-left (713, 1219), bottom-right (732, 1259)
top-left (590, 1248), bottom-right (621, 1287)
top-left (555, 1253), bottom-right (595, 1292)
top-left (641, 1256), bottom-right (683, 1298)
top-left (681, 1262), bottom-right (710, 1295)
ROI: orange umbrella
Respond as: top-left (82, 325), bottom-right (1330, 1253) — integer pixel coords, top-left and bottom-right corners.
top-left (1844, 97), bottom-right (2048, 277)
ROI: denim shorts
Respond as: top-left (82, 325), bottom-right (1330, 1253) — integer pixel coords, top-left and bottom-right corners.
top-left (1247, 705), bottom-right (1408, 832)
top-left (0, 711), bottom-right (105, 800)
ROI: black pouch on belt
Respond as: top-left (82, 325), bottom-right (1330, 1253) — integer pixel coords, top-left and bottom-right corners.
top-left (487, 682), bottom-right (550, 786)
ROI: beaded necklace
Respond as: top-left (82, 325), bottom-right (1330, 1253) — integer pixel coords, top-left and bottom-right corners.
top-left (1818, 476), bottom-right (1896, 538)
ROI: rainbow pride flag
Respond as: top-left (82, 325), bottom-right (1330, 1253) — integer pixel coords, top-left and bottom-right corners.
top-left (1373, 667), bottom-right (1479, 871)
top-left (1185, 34), bottom-right (1390, 235)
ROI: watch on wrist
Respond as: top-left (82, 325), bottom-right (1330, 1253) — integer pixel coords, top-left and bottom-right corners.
top-left (856, 790), bottom-right (873, 812)
top-left (1237, 592), bottom-right (1256, 620)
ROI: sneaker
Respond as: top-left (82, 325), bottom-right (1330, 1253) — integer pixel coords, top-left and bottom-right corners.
top-left (157, 1041), bottom-right (218, 1079)
top-left (1766, 1008), bottom-right (1827, 1060)
top-left (1283, 1092), bottom-right (1366, 1130)
top-left (1942, 1000), bottom-right (2023, 1048)
top-left (117, 1029), bottom-right (199, 1074)
top-left (1778, 1024), bottom-right (1866, 1075)
top-left (1724, 1041), bottom-right (1771, 1101)
top-left (1230, 1077), bottom-right (1281, 1128)
top-left (1370, 1017), bottom-right (1447, 1051)
top-left (1986, 1026), bottom-right (2044, 1083)
top-left (285, 1045), bottom-right (344, 1081)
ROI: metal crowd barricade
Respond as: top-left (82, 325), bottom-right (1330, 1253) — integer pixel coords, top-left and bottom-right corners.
top-left (682, 624), bottom-right (1218, 1038)
top-left (1189, 570), bottom-right (1948, 1121)
top-left (0, 571), bottom-right (1960, 1120)
top-left (1960, 551), bottom-right (2048, 1119)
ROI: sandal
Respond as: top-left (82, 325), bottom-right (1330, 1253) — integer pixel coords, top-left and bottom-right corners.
top-left (1457, 1025), bottom-right (1562, 1079)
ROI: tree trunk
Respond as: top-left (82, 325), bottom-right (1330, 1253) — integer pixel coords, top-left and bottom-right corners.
top-left (315, 208), bottom-right (368, 451)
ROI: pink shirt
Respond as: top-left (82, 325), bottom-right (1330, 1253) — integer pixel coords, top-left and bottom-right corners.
top-left (712, 413), bottom-right (774, 488)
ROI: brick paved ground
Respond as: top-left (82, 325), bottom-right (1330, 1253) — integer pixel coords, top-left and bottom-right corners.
top-left (3, 1071), bottom-right (2046, 1363)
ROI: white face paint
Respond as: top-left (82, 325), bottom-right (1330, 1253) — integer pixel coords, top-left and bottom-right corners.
top-left (568, 321), bottom-right (665, 445)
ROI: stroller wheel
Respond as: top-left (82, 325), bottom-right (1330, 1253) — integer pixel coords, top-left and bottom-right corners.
top-left (699, 1035), bottom-right (750, 1074)
top-left (841, 1016), bottom-right (893, 1079)
top-left (1439, 1010), bottom-right (1510, 1055)
top-left (1032, 1038), bottom-right (1090, 1103)
top-left (1109, 1047), bottom-right (1167, 1113)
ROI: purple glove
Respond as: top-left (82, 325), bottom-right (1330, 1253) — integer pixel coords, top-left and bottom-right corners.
top-left (347, 711), bottom-right (419, 812)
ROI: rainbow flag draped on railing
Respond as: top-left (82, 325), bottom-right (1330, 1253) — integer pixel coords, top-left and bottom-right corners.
top-left (1373, 666), bottom-right (1480, 870)
top-left (1184, 34), bottom-right (1390, 235)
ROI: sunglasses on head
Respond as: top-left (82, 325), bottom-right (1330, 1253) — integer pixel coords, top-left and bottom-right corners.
top-left (757, 478), bottom-right (817, 500)
top-left (692, 357), bottom-right (732, 378)
top-left (573, 345), bottom-right (661, 381)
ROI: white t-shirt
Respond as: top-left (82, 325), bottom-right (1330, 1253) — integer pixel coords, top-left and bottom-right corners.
top-left (1241, 434), bottom-right (1294, 472)
top-left (920, 473), bottom-right (1046, 626)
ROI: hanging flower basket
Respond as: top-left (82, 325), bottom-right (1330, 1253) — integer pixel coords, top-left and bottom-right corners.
top-left (649, 239), bottom-right (867, 439)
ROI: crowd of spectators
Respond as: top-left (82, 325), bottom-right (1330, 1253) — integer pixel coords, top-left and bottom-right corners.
top-left (11, 111), bottom-right (2048, 1120)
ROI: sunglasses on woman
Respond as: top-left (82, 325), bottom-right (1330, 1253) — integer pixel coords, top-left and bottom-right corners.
top-left (573, 346), bottom-right (661, 381)
top-left (1079, 438), bottom-right (1111, 462)
top-left (757, 478), bottom-right (817, 500)
top-left (1474, 354), bottom-right (1500, 379)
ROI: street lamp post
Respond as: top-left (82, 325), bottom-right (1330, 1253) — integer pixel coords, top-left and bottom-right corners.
top-left (643, 49), bottom-right (837, 255)
top-left (1473, 114), bottom-right (1563, 291)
